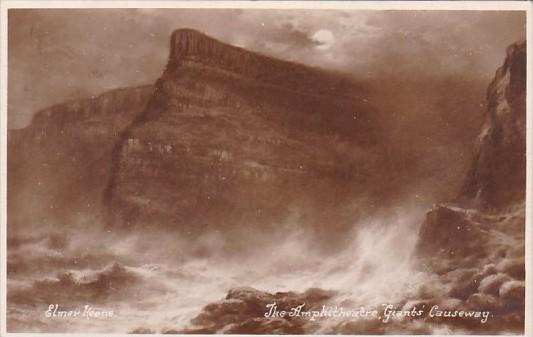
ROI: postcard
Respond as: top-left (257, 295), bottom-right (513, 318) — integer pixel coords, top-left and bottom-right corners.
top-left (0, 1), bottom-right (531, 336)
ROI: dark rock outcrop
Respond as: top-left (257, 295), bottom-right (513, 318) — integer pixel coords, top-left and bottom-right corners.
top-left (416, 40), bottom-right (526, 266)
top-left (415, 40), bottom-right (526, 333)
top-left (8, 262), bottom-right (140, 305)
top-left (458, 40), bottom-right (526, 210)
top-left (166, 287), bottom-right (335, 334)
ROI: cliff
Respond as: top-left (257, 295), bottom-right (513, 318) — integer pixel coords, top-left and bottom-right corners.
top-left (103, 29), bottom-right (388, 236)
top-left (8, 28), bottom-right (423, 242)
top-left (458, 40), bottom-right (526, 210)
top-left (7, 86), bottom-right (153, 228)
top-left (417, 40), bottom-right (526, 261)
top-left (415, 41), bottom-right (526, 333)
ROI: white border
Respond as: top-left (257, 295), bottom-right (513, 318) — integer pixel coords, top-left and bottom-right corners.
top-left (0, 1), bottom-right (531, 337)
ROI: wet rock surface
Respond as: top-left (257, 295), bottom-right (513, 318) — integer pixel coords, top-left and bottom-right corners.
top-left (170, 287), bottom-right (335, 334)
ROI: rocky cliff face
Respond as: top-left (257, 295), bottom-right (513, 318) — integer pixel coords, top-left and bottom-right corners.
top-left (417, 39), bottom-right (526, 266)
top-left (103, 29), bottom-right (387, 237)
top-left (167, 29), bottom-right (360, 100)
top-left (415, 40), bottom-right (526, 333)
top-left (7, 86), bottom-right (153, 229)
top-left (8, 29), bottom-right (424, 244)
top-left (458, 40), bottom-right (526, 210)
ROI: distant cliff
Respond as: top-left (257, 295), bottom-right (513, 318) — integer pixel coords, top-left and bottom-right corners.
top-left (8, 86), bottom-right (152, 228)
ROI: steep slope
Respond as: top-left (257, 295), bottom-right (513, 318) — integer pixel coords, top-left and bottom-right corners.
top-left (7, 86), bottom-right (153, 231)
top-left (458, 41), bottom-right (527, 210)
top-left (416, 40), bottom-right (526, 333)
top-left (104, 29), bottom-right (387, 238)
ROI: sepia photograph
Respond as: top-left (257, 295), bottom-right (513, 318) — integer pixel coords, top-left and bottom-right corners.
top-left (0, 1), bottom-right (531, 335)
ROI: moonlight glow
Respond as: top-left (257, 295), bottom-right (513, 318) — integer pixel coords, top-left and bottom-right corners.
top-left (312, 29), bottom-right (335, 50)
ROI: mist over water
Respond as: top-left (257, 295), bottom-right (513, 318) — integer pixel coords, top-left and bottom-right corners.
top-left (7, 198), bottom-right (433, 333)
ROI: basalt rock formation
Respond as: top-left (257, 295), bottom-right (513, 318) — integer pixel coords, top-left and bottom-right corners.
top-left (458, 40), bottom-right (527, 210)
top-left (415, 40), bottom-right (526, 333)
top-left (417, 39), bottom-right (526, 267)
top-left (103, 29), bottom-right (389, 237)
top-left (8, 29), bottom-right (419, 243)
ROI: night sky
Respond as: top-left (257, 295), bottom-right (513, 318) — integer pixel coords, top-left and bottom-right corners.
top-left (7, 9), bottom-right (526, 129)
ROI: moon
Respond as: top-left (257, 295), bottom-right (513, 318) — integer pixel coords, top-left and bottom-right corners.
top-left (312, 29), bottom-right (335, 50)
